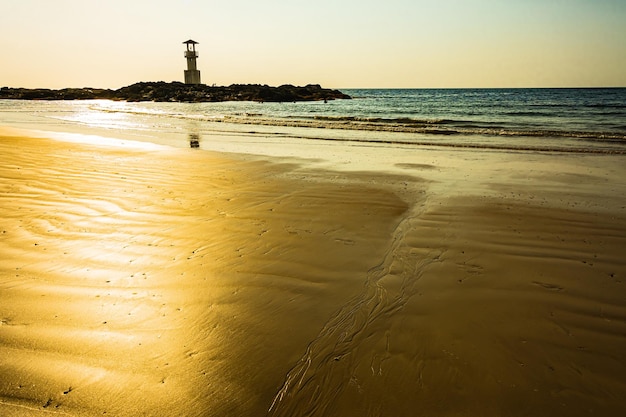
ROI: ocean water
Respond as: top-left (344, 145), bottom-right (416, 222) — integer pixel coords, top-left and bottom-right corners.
top-left (1, 88), bottom-right (625, 154)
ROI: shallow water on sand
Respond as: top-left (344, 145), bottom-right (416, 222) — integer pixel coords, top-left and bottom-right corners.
top-left (1, 88), bottom-right (625, 154)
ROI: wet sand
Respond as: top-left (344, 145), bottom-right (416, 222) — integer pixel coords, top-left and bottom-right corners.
top-left (1, 129), bottom-right (626, 416)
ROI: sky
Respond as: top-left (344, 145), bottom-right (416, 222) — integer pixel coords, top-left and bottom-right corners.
top-left (1, 0), bottom-right (625, 89)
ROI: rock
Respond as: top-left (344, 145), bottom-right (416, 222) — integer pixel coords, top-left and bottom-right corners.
top-left (0, 87), bottom-right (114, 100)
top-left (0, 82), bottom-right (351, 102)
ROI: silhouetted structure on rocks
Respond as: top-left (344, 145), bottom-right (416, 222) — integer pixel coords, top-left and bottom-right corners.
top-left (183, 40), bottom-right (201, 85)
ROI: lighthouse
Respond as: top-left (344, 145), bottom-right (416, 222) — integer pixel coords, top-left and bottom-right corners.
top-left (183, 39), bottom-right (201, 85)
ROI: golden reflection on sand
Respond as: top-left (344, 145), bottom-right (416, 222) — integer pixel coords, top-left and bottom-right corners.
top-left (0, 134), bottom-right (409, 416)
top-left (1, 131), bottom-right (626, 416)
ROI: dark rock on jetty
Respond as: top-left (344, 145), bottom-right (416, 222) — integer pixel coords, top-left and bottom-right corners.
top-left (0, 87), bottom-right (114, 100)
top-left (0, 82), bottom-right (351, 102)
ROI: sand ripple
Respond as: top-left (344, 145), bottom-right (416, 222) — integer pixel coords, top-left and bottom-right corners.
top-left (2, 132), bottom-right (626, 416)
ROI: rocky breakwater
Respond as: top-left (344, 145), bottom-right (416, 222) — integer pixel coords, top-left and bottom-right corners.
top-left (0, 82), bottom-right (351, 102)
top-left (0, 87), bottom-right (114, 100)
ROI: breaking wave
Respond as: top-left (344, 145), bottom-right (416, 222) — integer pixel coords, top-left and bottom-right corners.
top-left (214, 114), bottom-right (626, 143)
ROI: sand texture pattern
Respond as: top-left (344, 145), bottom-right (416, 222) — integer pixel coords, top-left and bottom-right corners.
top-left (1, 132), bottom-right (626, 416)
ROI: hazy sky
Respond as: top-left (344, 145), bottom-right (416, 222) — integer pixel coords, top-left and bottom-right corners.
top-left (1, 0), bottom-right (625, 88)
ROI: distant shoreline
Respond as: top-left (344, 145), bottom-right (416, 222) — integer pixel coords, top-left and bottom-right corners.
top-left (0, 81), bottom-right (351, 103)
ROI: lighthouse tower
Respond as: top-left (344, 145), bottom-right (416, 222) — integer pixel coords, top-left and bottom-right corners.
top-left (183, 39), bottom-right (201, 85)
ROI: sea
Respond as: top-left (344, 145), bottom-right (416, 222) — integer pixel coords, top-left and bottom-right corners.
top-left (1, 88), bottom-right (625, 154)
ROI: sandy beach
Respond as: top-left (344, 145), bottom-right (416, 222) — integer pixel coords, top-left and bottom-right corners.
top-left (1, 127), bottom-right (626, 416)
